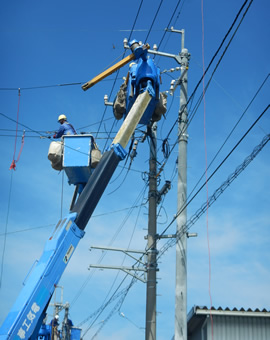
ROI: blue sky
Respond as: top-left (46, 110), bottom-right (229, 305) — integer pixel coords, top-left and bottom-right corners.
top-left (0, 0), bottom-right (269, 339)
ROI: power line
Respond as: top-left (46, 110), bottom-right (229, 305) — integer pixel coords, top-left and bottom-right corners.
top-left (0, 78), bottom-right (125, 92)
top-left (0, 128), bottom-right (118, 134)
top-left (188, 73), bottom-right (269, 200)
top-left (188, 0), bottom-right (254, 126)
top-left (0, 202), bottom-right (149, 237)
top-left (156, 0), bottom-right (184, 52)
top-left (158, 132), bottom-right (270, 258)
top-left (0, 82), bottom-right (84, 91)
top-left (189, 0), bottom-right (251, 113)
top-left (77, 281), bottom-right (130, 328)
top-left (104, 131), bottom-right (270, 310)
top-left (83, 129), bottom-right (270, 335)
top-left (155, 0), bottom-right (255, 180)
top-left (82, 275), bottom-right (135, 337)
top-left (118, 106), bottom-right (269, 279)
top-left (0, 134), bottom-right (116, 140)
top-left (89, 277), bottom-right (136, 339)
top-left (0, 112), bottom-right (48, 138)
top-left (144, 0), bottom-right (164, 43)
top-left (94, 0), bottom-right (145, 148)
top-left (85, 129), bottom-right (270, 336)
top-left (69, 184), bottom-right (148, 309)
top-left (0, 224), bottom-right (55, 237)
top-left (82, 187), bottom-right (147, 337)
top-left (162, 0), bottom-right (252, 146)
top-left (159, 104), bottom-right (269, 240)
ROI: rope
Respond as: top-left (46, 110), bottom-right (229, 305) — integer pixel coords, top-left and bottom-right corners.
top-left (9, 89), bottom-right (25, 170)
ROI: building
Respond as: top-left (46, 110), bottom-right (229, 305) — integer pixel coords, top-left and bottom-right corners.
top-left (187, 306), bottom-right (270, 340)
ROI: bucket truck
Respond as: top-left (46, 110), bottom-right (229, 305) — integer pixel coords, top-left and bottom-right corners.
top-left (0, 39), bottom-right (162, 340)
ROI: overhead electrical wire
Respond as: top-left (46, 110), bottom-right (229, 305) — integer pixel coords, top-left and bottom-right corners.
top-left (0, 202), bottom-right (150, 237)
top-left (113, 105), bottom-right (270, 291)
top-left (0, 82), bottom-right (84, 91)
top-left (0, 135), bottom-right (117, 140)
top-left (96, 131), bottom-right (270, 329)
top-left (0, 224), bottom-right (55, 236)
top-left (0, 111), bottom-right (116, 138)
top-left (0, 78), bottom-right (124, 92)
top-left (144, 0), bottom-right (164, 43)
top-left (78, 279), bottom-right (132, 329)
top-left (161, 0), bottom-right (252, 148)
top-left (154, 0), bottom-right (254, 182)
top-left (0, 112), bottom-right (50, 138)
top-left (105, 129), bottom-right (270, 317)
top-left (80, 0), bottom-right (146, 175)
top-left (107, 131), bottom-right (270, 315)
top-left (154, 0), bottom-right (184, 52)
top-left (158, 105), bottom-right (269, 241)
top-left (85, 1), bottom-right (260, 322)
top-left (157, 131), bottom-right (270, 259)
top-left (189, 0), bottom-right (252, 113)
top-left (188, 0), bottom-right (254, 126)
top-left (188, 73), bottom-right (270, 200)
top-left (83, 275), bottom-right (136, 338)
top-left (0, 111), bottom-right (111, 157)
top-left (91, 0), bottom-right (183, 156)
top-left (90, 277), bottom-right (137, 339)
top-left (82, 186), bottom-right (147, 337)
top-left (94, 0), bottom-right (145, 149)
top-left (69, 183), bottom-right (148, 309)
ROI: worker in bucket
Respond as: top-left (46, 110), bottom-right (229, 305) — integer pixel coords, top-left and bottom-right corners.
top-left (53, 114), bottom-right (77, 139)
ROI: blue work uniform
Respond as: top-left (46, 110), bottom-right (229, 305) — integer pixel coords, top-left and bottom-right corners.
top-left (54, 122), bottom-right (77, 139)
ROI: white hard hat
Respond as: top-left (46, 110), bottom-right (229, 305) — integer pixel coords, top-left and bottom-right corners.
top-left (58, 114), bottom-right (67, 122)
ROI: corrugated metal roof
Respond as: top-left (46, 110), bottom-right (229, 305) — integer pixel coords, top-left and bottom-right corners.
top-left (189, 306), bottom-right (270, 319)
top-left (188, 306), bottom-right (270, 340)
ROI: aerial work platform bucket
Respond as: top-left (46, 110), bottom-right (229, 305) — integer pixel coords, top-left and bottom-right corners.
top-left (63, 134), bottom-right (98, 185)
top-left (48, 134), bottom-right (101, 186)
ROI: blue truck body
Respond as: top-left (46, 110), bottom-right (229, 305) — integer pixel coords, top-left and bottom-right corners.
top-left (0, 214), bottom-right (84, 340)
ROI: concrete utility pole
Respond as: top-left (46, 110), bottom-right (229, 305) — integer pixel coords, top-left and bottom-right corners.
top-left (175, 38), bottom-right (190, 340)
top-left (147, 29), bottom-right (190, 339)
top-left (145, 123), bottom-right (158, 340)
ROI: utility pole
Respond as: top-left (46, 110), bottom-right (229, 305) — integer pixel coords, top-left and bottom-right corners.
top-left (88, 123), bottom-right (158, 340)
top-left (174, 32), bottom-right (190, 340)
top-left (145, 123), bottom-right (158, 340)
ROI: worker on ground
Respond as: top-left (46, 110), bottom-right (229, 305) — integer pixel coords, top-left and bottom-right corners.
top-left (53, 114), bottom-right (77, 139)
top-left (50, 315), bottom-right (60, 340)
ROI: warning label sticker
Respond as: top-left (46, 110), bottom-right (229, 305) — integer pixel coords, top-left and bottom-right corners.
top-left (63, 245), bottom-right (74, 264)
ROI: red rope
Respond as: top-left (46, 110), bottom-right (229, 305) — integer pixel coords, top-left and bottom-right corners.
top-left (16, 131), bottom-right (25, 163)
top-left (9, 89), bottom-right (24, 170)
